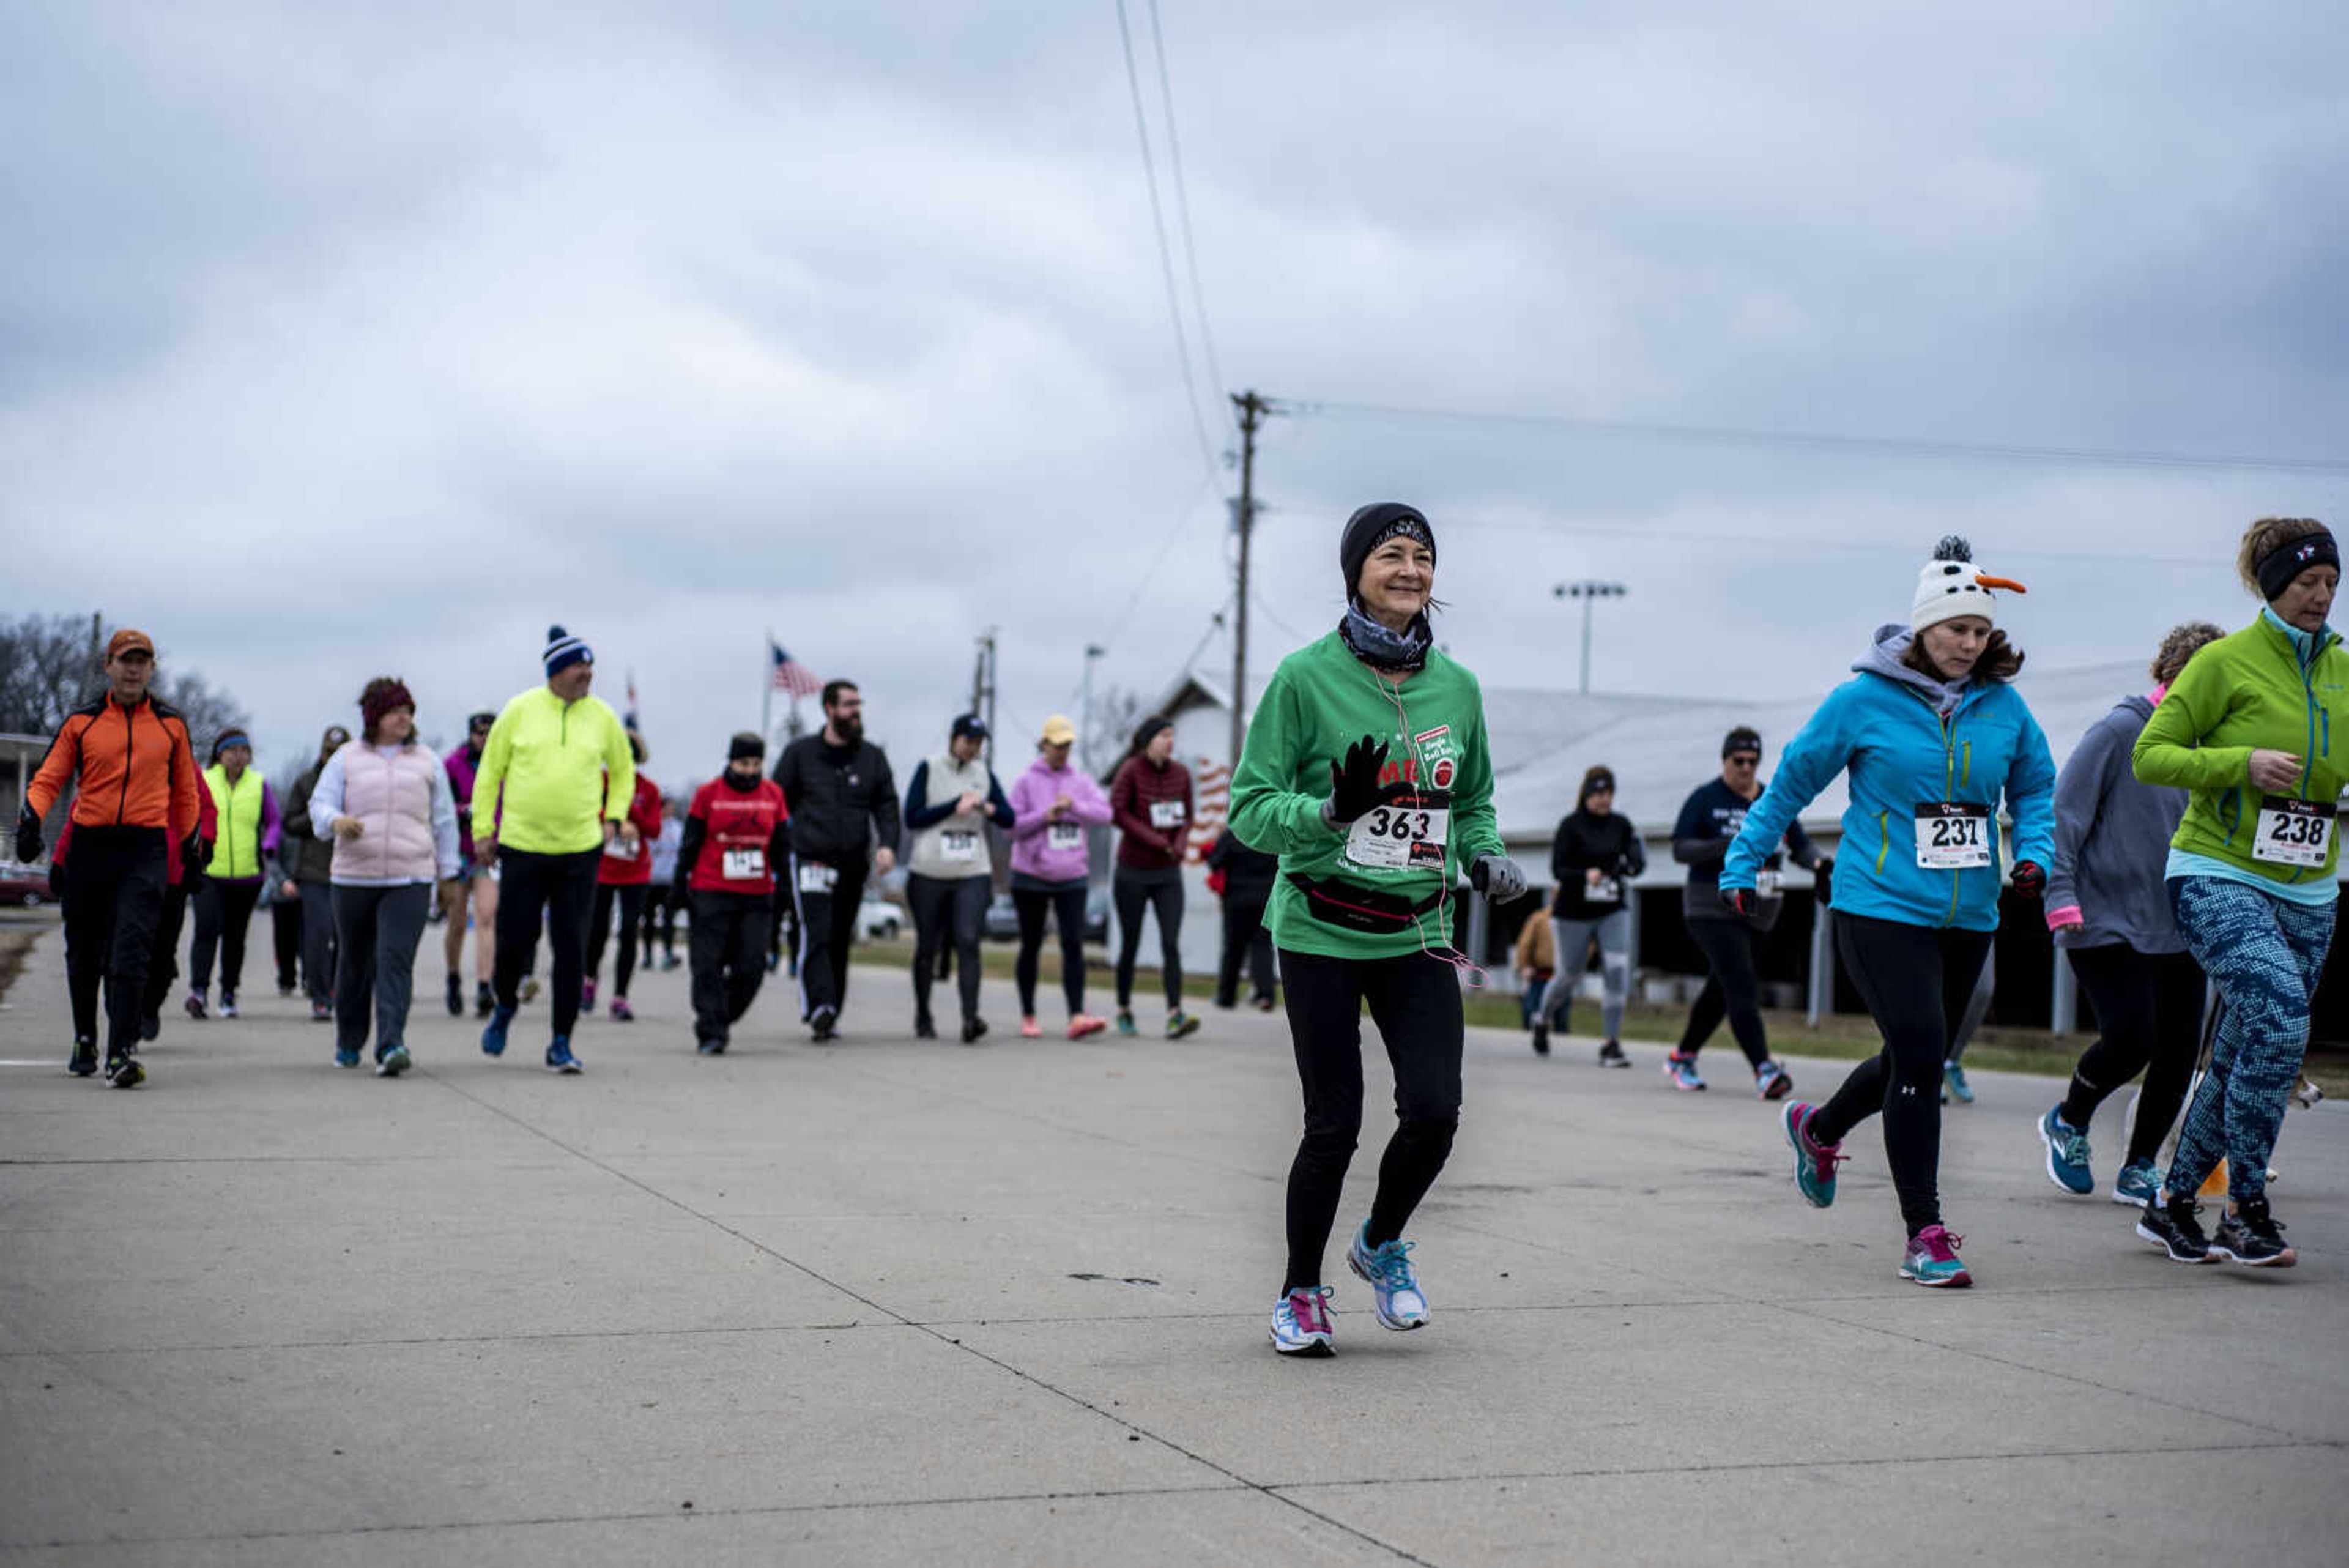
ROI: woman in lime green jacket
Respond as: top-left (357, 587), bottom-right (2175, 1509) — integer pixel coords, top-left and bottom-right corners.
top-left (2130, 516), bottom-right (2347, 1268)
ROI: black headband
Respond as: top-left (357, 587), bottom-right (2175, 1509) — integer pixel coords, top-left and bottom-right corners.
top-left (2257, 530), bottom-right (2339, 603)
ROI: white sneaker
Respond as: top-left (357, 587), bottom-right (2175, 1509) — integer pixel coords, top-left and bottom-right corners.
top-left (1345, 1220), bottom-right (1429, 1331)
top-left (1269, 1286), bottom-right (1335, 1356)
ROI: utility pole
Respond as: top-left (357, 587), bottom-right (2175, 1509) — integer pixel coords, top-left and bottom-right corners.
top-left (1553, 581), bottom-right (1629, 694)
top-left (972, 628), bottom-right (998, 769)
top-left (1228, 390), bottom-right (1272, 766)
top-left (1079, 644), bottom-right (1106, 776)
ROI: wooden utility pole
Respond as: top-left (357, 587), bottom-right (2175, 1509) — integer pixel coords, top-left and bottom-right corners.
top-left (972, 628), bottom-right (998, 769)
top-left (1228, 390), bottom-right (1271, 766)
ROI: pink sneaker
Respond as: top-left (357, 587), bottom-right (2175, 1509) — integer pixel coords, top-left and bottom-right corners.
top-left (1067, 1014), bottom-right (1108, 1041)
top-left (582, 979), bottom-right (598, 1011)
top-left (1019, 1016), bottom-right (1044, 1038)
top-left (609, 998), bottom-right (634, 1022)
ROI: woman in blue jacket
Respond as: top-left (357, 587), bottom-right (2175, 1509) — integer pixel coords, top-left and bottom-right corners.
top-left (1722, 538), bottom-right (2057, 1287)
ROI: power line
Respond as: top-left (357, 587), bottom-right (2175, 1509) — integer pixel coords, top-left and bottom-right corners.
top-left (1095, 471), bottom-right (1220, 655)
top-left (1115, 0), bottom-right (1220, 486)
top-left (1293, 398), bottom-right (2349, 477)
top-left (1440, 514), bottom-right (2213, 567)
top-left (1145, 0), bottom-right (1224, 406)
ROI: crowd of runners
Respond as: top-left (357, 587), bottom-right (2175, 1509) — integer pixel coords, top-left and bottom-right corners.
top-left (15, 510), bottom-right (2343, 1353)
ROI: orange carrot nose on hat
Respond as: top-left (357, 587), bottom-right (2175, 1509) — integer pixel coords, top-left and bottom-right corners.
top-left (106, 629), bottom-right (155, 660)
top-left (1912, 536), bottom-right (2026, 631)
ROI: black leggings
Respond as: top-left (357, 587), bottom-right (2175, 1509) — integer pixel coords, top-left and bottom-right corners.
top-left (189, 879), bottom-right (262, 996)
top-left (1679, 917), bottom-right (1770, 1068)
top-left (1113, 869), bottom-right (1184, 1011)
top-left (1812, 913), bottom-right (1993, 1234)
top-left (586, 882), bottom-right (649, 996)
top-left (1279, 947), bottom-right (1463, 1294)
top-left (641, 885), bottom-right (679, 958)
top-left (1014, 880), bottom-right (1089, 1017)
top-left (908, 873), bottom-right (989, 1025)
top-left (494, 847), bottom-right (600, 1037)
top-left (2060, 943), bottom-right (2207, 1165)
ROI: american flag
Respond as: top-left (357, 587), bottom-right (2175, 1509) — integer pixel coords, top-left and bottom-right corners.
top-left (770, 641), bottom-right (822, 697)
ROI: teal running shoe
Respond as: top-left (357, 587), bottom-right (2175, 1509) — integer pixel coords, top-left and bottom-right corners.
top-left (1783, 1101), bottom-right (1845, 1208)
top-left (376, 1044), bottom-right (412, 1078)
top-left (1663, 1052), bottom-right (1707, 1092)
top-left (335, 1047), bottom-right (361, 1069)
top-left (2038, 1106), bottom-right (2094, 1195)
top-left (1900, 1224), bottom-right (1972, 1287)
top-left (1345, 1220), bottom-right (1429, 1331)
top-left (2110, 1159), bottom-right (2159, 1207)
top-left (1942, 1061), bottom-right (1974, 1104)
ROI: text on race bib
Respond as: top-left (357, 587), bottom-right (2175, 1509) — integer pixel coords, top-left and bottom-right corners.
top-left (1590, 876), bottom-right (1621, 903)
top-left (938, 830), bottom-right (981, 863)
top-left (609, 839), bottom-right (639, 860)
top-left (1754, 868), bottom-right (1782, 897)
top-left (1148, 799), bottom-right (1186, 830)
top-left (721, 847), bottom-right (766, 880)
top-left (1046, 822), bottom-right (1083, 852)
top-left (796, 861), bottom-right (839, 894)
top-left (1345, 797), bottom-right (1449, 872)
top-left (2254, 796), bottom-right (2335, 867)
top-left (1915, 802), bottom-right (1992, 870)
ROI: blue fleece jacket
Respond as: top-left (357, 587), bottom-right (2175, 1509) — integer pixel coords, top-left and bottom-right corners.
top-left (1722, 625), bottom-right (2057, 931)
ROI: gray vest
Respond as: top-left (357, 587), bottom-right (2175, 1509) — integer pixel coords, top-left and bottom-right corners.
top-left (907, 753), bottom-right (996, 880)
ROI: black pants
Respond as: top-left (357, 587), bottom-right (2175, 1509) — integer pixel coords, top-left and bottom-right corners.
top-left (298, 879), bottom-right (338, 1007)
top-left (189, 879), bottom-right (262, 997)
top-left (789, 853), bottom-right (868, 1021)
top-left (642, 885), bottom-right (678, 959)
top-left (586, 881), bottom-right (650, 997)
top-left (1279, 946), bottom-right (1463, 1294)
top-left (689, 889), bottom-right (771, 1046)
top-left (1113, 866), bottom-right (1184, 1012)
top-left (908, 873), bottom-right (989, 1027)
top-left (333, 882), bottom-right (431, 1058)
top-left (1216, 893), bottom-right (1275, 1008)
top-left (2060, 943), bottom-right (2208, 1166)
top-left (1014, 880), bottom-right (1090, 1017)
top-left (271, 899), bottom-right (302, 990)
top-left (1812, 913), bottom-right (1994, 1235)
top-left (142, 877), bottom-right (193, 1025)
top-left (493, 847), bottom-right (600, 1038)
top-left (64, 827), bottom-right (169, 1057)
top-left (1679, 917), bottom-right (1771, 1067)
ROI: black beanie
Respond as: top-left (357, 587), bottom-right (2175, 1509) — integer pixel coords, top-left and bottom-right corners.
top-left (728, 732), bottom-right (765, 762)
top-left (1339, 502), bottom-right (1435, 600)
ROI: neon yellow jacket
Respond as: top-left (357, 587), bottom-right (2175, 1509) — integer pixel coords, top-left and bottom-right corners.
top-left (471, 688), bottom-right (635, 856)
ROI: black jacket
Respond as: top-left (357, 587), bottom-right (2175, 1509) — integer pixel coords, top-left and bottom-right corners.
top-left (773, 735), bottom-right (900, 864)
top-left (1672, 777), bottom-right (1821, 931)
top-left (280, 761), bottom-right (338, 885)
top-left (1207, 827), bottom-right (1279, 901)
top-left (1549, 810), bottom-right (1644, 918)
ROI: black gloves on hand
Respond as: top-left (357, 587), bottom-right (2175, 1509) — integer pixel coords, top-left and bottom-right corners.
top-left (1718, 885), bottom-right (1757, 918)
top-left (184, 833), bottom-right (212, 872)
top-left (15, 808), bottom-right (42, 866)
top-left (2010, 859), bottom-right (2046, 898)
top-left (1323, 734), bottom-right (1398, 827)
top-left (1470, 855), bottom-right (1526, 902)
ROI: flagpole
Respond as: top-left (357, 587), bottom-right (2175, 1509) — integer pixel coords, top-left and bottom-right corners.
top-left (762, 628), bottom-right (774, 748)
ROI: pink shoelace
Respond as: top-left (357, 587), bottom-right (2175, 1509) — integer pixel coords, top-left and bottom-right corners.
top-left (1913, 1225), bottom-right (1965, 1261)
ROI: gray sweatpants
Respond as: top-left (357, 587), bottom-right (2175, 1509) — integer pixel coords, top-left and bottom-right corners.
top-left (332, 882), bottom-right (432, 1060)
top-left (1543, 908), bottom-right (1631, 1042)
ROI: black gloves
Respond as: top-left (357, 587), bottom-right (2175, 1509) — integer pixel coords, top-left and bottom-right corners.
top-left (2010, 859), bottom-right (2046, 898)
top-left (1718, 885), bottom-right (1757, 918)
top-left (1470, 855), bottom-right (1526, 901)
top-left (15, 808), bottom-right (42, 866)
top-left (1323, 735), bottom-right (1403, 827)
top-left (184, 833), bottom-right (212, 873)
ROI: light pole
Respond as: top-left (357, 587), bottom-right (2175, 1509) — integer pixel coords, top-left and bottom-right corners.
top-left (1553, 581), bottom-right (1628, 694)
top-left (1079, 643), bottom-right (1107, 775)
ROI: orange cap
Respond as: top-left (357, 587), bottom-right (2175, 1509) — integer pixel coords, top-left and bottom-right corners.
top-left (106, 629), bottom-right (155, 660)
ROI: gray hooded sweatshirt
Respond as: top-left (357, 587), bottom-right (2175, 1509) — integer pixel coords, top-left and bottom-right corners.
top-left (2045, 693), bottom-right (2188, 954)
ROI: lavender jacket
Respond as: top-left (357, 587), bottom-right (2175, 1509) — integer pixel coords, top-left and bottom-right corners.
top-left (1007, 757), bottom-right (1113, 883)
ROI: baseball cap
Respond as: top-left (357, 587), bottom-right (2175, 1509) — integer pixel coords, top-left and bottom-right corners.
top-left (106, 629), bottom-right (155, 660)
top-left (1040, 715), bottom-right (1078, 745)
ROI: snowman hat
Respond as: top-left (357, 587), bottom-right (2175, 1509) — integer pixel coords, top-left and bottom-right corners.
top-left (1912, 536), bottom-right (2027, 631)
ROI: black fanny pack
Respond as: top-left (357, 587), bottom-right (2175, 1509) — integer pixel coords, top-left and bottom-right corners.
top-left (1286, 871), bottom-right (1445, 934)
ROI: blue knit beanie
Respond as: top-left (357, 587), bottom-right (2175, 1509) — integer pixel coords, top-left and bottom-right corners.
top-left (543, 625), bottom-right (592, 679)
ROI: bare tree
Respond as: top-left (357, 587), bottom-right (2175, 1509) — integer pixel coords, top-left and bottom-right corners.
top-left (1084, 685), bottom-right (1151, 783)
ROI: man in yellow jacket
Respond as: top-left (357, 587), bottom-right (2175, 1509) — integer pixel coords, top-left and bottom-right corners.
top-left (473, 625), bottom-right (637, 1072)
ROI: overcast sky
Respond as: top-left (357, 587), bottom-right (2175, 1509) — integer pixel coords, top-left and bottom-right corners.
top-left (7, 1), bottom-right (2346, 794)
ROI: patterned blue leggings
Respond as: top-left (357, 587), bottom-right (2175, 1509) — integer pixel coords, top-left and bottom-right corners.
top-left (2164, 877), bottom-right (2336, 1204)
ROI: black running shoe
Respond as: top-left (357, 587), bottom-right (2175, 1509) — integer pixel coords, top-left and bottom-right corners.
top-left (811, 1004), bottom-right (838, 1042)
top-left (961, 1016), bottom-right (989, 1044)
top-left (445, 974), bottom-right (464, 1017)
top-left (69, 1038), bottom-right (98, 1077)
top-left (2136, 1194), bottom-right (2216, 1263)
top-left (914, 1014), bottom-right (937, 1041)
top-left (1598, 1040), bottom-right (1630, 1068)
top-left (1531, 1021), bottom-right (1549, 1057)
top-left (106, 1053), bottom-right (146, 1089)
top-left (475, 981), bottom-right (495, 1019)
top-left (2213, 1195), bottom-right (2296, 1268)
top-left (138, 1012), bottom-right (161, 1043)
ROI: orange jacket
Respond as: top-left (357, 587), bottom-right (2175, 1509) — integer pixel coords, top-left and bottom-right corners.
top-left (28, 695), bottom-right (203, 833)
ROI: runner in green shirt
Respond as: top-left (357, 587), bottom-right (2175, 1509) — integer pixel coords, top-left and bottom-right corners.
top-left (1229, 502), bottom-right (1525, 1357)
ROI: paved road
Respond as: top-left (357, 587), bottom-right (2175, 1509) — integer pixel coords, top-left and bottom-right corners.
top-left (2, 924), bottom-right (2343, 1564)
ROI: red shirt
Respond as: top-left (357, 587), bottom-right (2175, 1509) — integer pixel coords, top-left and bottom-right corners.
top-left (598, 775), bottom-right (666, 886)
top-left (687, 777), bottom-right (788, 895)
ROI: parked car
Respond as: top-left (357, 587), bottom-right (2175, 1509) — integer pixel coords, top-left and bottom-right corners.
top-left (855, 897), bottom-right (902, 942)
top-left (0, 865), bottom-right (53, 907)
top-left (984, 891), bottom-right (1109, 944)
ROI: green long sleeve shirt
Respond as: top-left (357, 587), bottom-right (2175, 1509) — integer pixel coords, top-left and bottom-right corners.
top-left (1228, 632), bottom-right (1503, 959)
top-left (471, 686), bottom-right (636, 856)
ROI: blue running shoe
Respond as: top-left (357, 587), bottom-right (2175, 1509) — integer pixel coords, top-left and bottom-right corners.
top-left (335, 1047), bottom-right (362, 1069)
top-left (1346, 1219), bottom-right (1429, 1331)
top-left (546, 1037), bottom-right (582, 1075)
top-left (2111, 1159), bottom-right (2159, 1207)
top-left (2038, 1106), bottom-right (2093, 1195)
top-left (1942, 1061), bottom-right (1974, 1104)
top-left (1899, 1224), bottom-right (1972, 1287)
top-left (1664, 1052), bottom-right (1707, 1092)
top-left (1754, 1060), bottom-right (1793, 1101)
top-left (376, 1044), bottom-right (412, 1078)
top-left (1783, 1101), bottom-right (1845, 1208)
top-left (1269, 1285), bottom-right (1335, 1357)
top-left (481, 1005), bottom-right (516, 1057)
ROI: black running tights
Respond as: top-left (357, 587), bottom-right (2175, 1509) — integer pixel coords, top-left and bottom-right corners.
top-left (1014, 881), bottom-right (1089, 1017)
top-left (1679, 917), bottom-right (1771, 1068)
top-left (2060, 942), bottom-right (2207, 1166)
top-left (1113, 869), bottom-right (1184, 1011)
